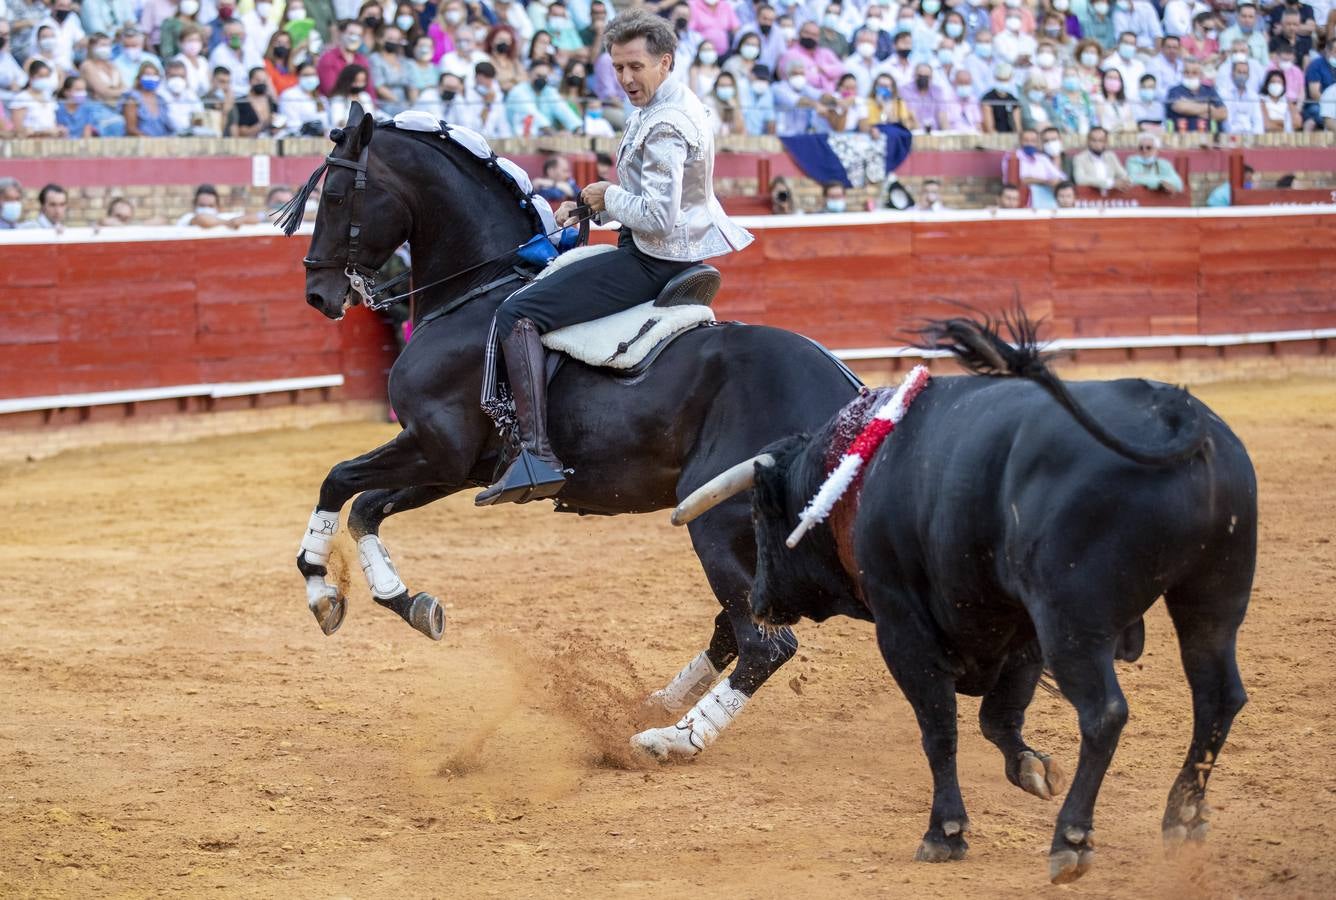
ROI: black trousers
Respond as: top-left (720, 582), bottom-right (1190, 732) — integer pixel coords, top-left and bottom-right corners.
top-left (494, 228), bottom-right (696, 336)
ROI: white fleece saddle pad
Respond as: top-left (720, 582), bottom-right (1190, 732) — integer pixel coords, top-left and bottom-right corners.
top-left (538, 246), bottom-right (715, 370)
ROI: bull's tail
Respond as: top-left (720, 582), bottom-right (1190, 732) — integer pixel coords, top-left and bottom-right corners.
top-left (913, 310), bottom-right (1208, 467)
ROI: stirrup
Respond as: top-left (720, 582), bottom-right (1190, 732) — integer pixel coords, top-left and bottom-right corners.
top-left (474, 448), bottom-right (566, 506)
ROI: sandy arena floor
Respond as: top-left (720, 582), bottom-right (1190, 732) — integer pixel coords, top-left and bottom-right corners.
top-left (1, 378), bottom-right (1334, 899)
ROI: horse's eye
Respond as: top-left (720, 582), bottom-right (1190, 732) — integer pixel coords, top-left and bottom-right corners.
top-left (328, 193), bottom-right (345, 207)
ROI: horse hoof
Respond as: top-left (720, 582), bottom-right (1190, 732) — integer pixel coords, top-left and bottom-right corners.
top-left (308, 587), bottom-right (346, 636)
top-left (1049, 847), bottom-right (1094, 884)
top-left (408, 592), bottom-right (445, 641)
top-left (1016, 750), bottom-right (1066, 801)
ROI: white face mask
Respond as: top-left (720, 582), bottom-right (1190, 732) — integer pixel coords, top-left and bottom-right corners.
top-left (740, 44), bottom-right (760, 60)
top-left (167, 75), bottom-right (187, 93)
top-left (1092, 0), bottom-right (1109, 13)
top-left (787, 73), bottom-right (807, 90)
top-left (1080, 50), bottom-right (1098, 67)
top-left (1182, 76), bottom-right (1200, 90)
top-left (1, 200), bottom-right (20, 223)
top-left (444, 9), bottom-right (463, 24)
top-left (93, 44), bottom-right (113, 60)
top-left (32, 75), bottom-right (56, 94)
top-left (866, 17), bottom-right (882, 30)
top-left (343, 32), bottom-right (363, 49)
top-left (195, 205), bottom-right (217, 216)
top-left (181, 0), bottom-right (200, 15)
top-left (1036, 51), bottom-right (1056, 68)
top-left (781, 25), bottom-right (797, 41)
top-left (751, 80), bottom-right (768, 95)
top-left (1044, 139), bottom-right (1063, 155)
top-left (182, 39), bottom-right (203, 55)
top-left (857, 42), bottom-right (875, 58)
top-left (1005, 16), bottom-right (1021, 32)
top-left (39, 37), bottom-right (57, 53)
top-left (288, 6), bottom-right (307, 19)
top-left (698, 49), bottom-right (718, 65)
top-left (1266, 81), bottom-right (1284, 97)
top-left (257, 2), bottom-right (273, 17)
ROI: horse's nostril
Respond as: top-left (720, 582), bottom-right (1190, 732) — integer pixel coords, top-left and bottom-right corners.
top-left (306, 293), bottom-right (324, 309)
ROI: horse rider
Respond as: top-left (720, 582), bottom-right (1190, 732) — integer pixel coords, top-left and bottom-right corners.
top-left (475, 8), bottom-right (754, 506)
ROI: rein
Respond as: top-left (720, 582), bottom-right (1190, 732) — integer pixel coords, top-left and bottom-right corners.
top-left (297, 127), bottom-right (596, 315)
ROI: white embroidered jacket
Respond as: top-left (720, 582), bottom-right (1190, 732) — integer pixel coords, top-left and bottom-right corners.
top-left (602, 76), bottom-right (754, 261)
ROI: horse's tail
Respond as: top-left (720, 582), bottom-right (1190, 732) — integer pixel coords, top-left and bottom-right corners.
top-left (913, 309), bottom-right (1208, 467)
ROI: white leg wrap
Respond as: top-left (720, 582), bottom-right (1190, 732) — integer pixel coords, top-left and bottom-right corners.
top-left (300, 508), bottom-right (341, 567)
top-left (648, 650), bottom-right (721, 714)
top-left (631, 678), bottom-right (749, 761)
top-left (358, 534), bottom-right (406, 600)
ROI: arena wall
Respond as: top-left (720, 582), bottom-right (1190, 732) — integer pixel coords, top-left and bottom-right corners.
top-left (1, 206), bottom-right (1333, 458)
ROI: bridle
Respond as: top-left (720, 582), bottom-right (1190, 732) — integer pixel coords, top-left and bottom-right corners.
top-left (300, 135), bottom-right (595, 314)
top-left (300, 142), bottom-right (412, 310)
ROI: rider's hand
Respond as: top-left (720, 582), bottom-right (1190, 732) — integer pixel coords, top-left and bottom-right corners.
top-left (581, 181), bottom-right (612, 214)
top-left (555, 200), bottom-right (580, 226)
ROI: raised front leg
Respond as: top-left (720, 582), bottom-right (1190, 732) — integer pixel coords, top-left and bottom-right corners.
top-left (979, 644), bottom-right (1067, 802)
top-left (875, 612), bottom-right (971, 863)
top-left (296, 431), bottom-right (448, 637)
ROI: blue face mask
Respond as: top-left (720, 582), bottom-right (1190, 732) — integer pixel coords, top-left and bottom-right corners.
top-left (141, 75), bottom-right (161, 90)
top-left (825, 198), bottom-right (847, 213)
top-left (1062, 76), bottom-right (1080, 92)
top-left (587, 108), bottom-right (603, 118)
top-left (875, 85), bottom-right (892, 99)
top-left (1139, 86), bottom-right (1155, 101)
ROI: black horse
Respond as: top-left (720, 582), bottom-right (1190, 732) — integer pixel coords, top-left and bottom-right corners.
top-left (290, 105), bottom-right (858, 752)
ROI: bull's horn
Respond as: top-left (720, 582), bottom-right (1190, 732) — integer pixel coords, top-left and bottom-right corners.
top-left (671, 454), bottom-right (776, 527)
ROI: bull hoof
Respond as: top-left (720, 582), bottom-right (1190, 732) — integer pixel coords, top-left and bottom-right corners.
top-left (1016, 750), bottom-right (1066, 801)
top-left (1163, 801), bottom-right (1212, 852)
top-left (308, 586), bottom-right (346, 636)
top-left (1049, 826), bottom-right (1095, 884)
top-left (407, 592), bottom-right (446, 641)
top-left (914, 821), bottom-right (969, 862)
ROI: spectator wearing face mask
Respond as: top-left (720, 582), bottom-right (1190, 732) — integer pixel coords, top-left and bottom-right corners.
top-left (743, 63), bottom-right (777, 136)
top-left (991, 0), bottom-right (1035, 40)
top-left (981, 62), bottom-right (1020, 133)
top-left (370, 25), bottom-right (412, 112)
top-left (1051, 66), bottom-right (1095, 133)
top-left (9, 60), bottom-right (65, 136)
top-left (405, 35), bottom-right (441, 99)
top-left (1103, 32), bottom-right (1147, 88)
top-left (1029, 40), bottom-right (1062, 93)
top-left (1259, 68), bottom-right (1301, 131)
top-left (940, 70), bottom-right (982, 132)
top-left (1302, 40), bottom-right (1336, 128)
top-left (112, 26), bottom-right (161, 89)
top-left (1007, 127), bottom-right (1065, 207)
top-left (212, 19), bottom-right (264, 98)
top-left (282, 2), bottom-right (319, 54)
top-left (1040, 125), bottom-right (1073, 179)
top-left (1111, 0), bottom-right (1162, 48)
top-left (916, 178), bottom-right (945, 211)
top-left (1221, 3), bottom-right (1269, 63)
top-left (5, 0), bottom-right (48, 68)
top-left (171, 24), bottom-right (211, 96)
top-left (27, 25), bottom-right (62, 78)
top-left (688, 41), bottom-right (723, 97)
top-left (80, 32), bottom-right (127, 103)
top-left (504, 59), bottom-right (580, 134)
top-left (34, 0), bottom-right (86, 75)
top-left (178, 183), bottom-right (242, 228)
top-left (730, 4), bottom-right (786, 73)
top-left (777, 21), bottom-right (843, 92)
top-left (0, 177), bottom-right (22, 228)
top-left (841, 28), bottom-right (884, 97)
top-left (161, 59), bottom-right (211, 133)
top-left (994, 8), bottom-right (1038, 66)
top-left (1037, 11), bottom-right (1074, 57)
top-left (817, 2), bottom-right (852, 58)
top-left (1019, 75), bottom-right (1054, 130)
top-left (0, 20), bottom-right (24, 97)
top-left (123, 61), bottom-right (176, 135)
top-left (483, 25), bottom-right (522, 92)
top-left (724, 32), bottom-right (764, 84)
top-left (227, 66), bottom-right (277, 136)
top-left (461, 61), bottom-right (513, 138)
top-left (56, 73), bottom-right (127, 135)
top-left (902, 62), bottom-right (949, 132)
top-left (1081, 0), bottom-right (1117, 48)
top-left (1129, 74), bottom-right (1164, 128)
top-left (772, 58), bottom-right (823, 135)
top-left (328, 62), bottom-right (375, 127)
top-left (1072, 126), bottom-right (1132, 191)
top-left (1167, 60), bottom-right (1226, 131)
top-left (1126, 133), bottom-right (1183, 192)
top-left (263, 30), bottom-right (299, 97)
top-left (882, 31), bottom-right (917, 90)
top-left (820, 181), bottom-right (848, 214)
top-left (18, 183), bottom-right (68, 230)
top-left (1269, 40), bottom-right (1304, 102)
top-left (706, 71), bottom-right (746, 135)
top-left (1181, 13), bottom-right (1222, 61)
top-left (319, 20), bottom-right (374, 95)
top-left (158, 0), bottom-right (203, 62)
top-left (1216, 58), bottom-right (1265, 133)
top-left (279, 61), bottom-right (331, 134)
top-left (861, 73), bottom-right (915, 130)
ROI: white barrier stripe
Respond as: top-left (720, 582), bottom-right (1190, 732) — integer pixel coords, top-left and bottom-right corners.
top-left (835, 328), bottom-right (1336, 362)
top-left (0, 374), bottom-right (344, 415)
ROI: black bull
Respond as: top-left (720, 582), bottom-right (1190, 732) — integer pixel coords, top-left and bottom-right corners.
top-left (676, 317), bottom-right (1257, 885)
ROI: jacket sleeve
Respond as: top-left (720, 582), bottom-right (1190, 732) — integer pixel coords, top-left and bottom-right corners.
top-left (602, 124), bottom-right (687, 239)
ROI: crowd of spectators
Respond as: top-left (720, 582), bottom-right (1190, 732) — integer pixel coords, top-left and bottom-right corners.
top-left (1, 0), bottom-right (1334, 140)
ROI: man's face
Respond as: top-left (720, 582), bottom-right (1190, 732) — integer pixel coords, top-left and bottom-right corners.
top-left (1000, 187), bottom-right (1020, 208)
top-left (611, 36), bottom-right (672, 107)
top-left (1137, 138), bottom-right (1157, 157)
top-left (213, 72), bottom-right (231, 93)
top-left (344, 23), bottom-right (364, 45)
top-left (441, 75), bottom-right (463, 95)
top-left (758, 7), bottom-right (775, 27)
top-left (800, 22), bottom-right (819, 43)
top-left (552, 157), bottom-right (571, 181)
top-left (1020, 129), bottom-right (1038, 149)
top-left (1237, 6), bottom-right (1255, 28)
top-left (1088, 129), bottom-right (1107, 152)
top-left (110, 201), bottom-right (132, 223)
top-left (1121, 35), bottom-right (1137, 53)
top-left (1280, 12), bottom-right (1298, 36)
top-left (1162, 38), bottom-right (1179, 61)
top-left (1, 185), bottom-right (21, 206)
top-left (894, 35), bottom-right (912, 54)
top-left (1056, 186), bottom-right (1075, 207)
top-left (122, 31), bottom-right (144, 51)
top-left (1184, 62), bottom-right (1202, 82)
top-left (1232, 62), bottom-right (1250, 81)
top-left (924, 182), bottom-right (939, 202)
top-left (42, 190), bottom-right (68, 223)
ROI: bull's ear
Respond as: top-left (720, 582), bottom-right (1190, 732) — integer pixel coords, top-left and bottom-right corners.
top-left (753, 458), bottom-right (789, 520)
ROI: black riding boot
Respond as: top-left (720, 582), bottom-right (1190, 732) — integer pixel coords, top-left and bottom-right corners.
top-left (475, 318), bottom-right (567, 506)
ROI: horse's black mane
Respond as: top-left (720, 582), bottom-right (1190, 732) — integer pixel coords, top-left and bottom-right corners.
top-left (274, 121), bottom-right (546, 238)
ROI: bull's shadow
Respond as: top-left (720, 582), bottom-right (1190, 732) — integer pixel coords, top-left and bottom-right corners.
top-left (675, 311), bottom-right (1256, 885)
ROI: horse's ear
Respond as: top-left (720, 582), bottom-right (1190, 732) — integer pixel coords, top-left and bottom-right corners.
top-left (356, 104), bottom-right (375, 150)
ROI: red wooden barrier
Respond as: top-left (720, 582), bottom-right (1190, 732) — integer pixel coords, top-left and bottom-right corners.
top-left (2, 209), bottom-right (1334, 407)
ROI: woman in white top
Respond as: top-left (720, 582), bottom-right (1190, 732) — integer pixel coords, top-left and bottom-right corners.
top-left (1096, 68), bottom-right (1136, 132)
top-left (278, 61), bottom-right (331, 135)
top-left (1259, 69), bottom-right (1299, 133)
top-left (173, 25), bottom-right (212, 97)
top-left (9, 60), bottom-right (64, 137)
top-left (688, 41), bottom-right (723, 99)
top-left (706, 70), bottom-right (746, 136)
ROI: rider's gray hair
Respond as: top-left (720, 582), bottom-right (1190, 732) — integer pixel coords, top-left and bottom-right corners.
top-left (603, 9), bottom-right (678, 64)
